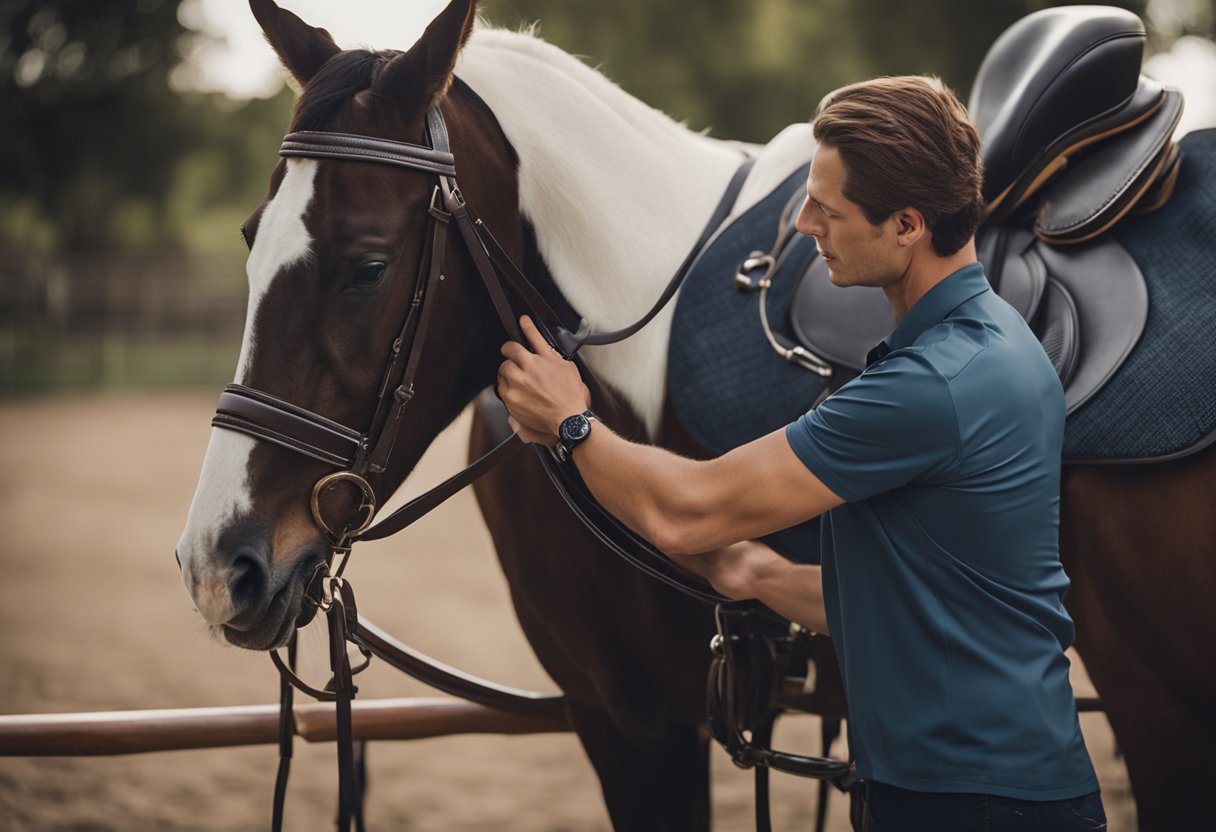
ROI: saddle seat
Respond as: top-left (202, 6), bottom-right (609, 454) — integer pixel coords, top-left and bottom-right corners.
top-left (972, 5), bottom-right (1182, 230)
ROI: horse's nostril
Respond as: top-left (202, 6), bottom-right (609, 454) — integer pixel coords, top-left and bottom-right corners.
top-left (174, 550), bottom-right (182, 571)
top-left (229, 552), bottom-right (269, 612)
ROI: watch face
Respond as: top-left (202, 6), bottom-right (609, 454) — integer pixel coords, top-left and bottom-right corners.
top-left (560, 414), bottom-right (591, 444)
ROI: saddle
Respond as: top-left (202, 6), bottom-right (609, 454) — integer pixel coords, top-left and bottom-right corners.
top-left (781, 6), bottom-right (1180, 415)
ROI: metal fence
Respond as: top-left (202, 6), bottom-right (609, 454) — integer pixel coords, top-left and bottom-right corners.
top-left (0, 248), bottom-right (248, 396)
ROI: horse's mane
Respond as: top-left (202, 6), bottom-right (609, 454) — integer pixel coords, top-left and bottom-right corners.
top-left (458, 27), bottom-right (747, 437)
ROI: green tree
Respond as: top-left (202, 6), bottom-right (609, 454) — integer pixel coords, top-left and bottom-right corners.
top-left (483, 0), bottom-right (1154, 142)
top-left (0, 0), bottom-right (197, 249)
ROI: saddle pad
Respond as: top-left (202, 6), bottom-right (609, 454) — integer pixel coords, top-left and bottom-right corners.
top-left (1068, 128), bottom-right (1216, 462)
top-left (669, 164), bottom-right (824, 455)
top-left (668, 130), bottom-right (1215, 562)
top-left (668, 164), bottom-right (828, 563)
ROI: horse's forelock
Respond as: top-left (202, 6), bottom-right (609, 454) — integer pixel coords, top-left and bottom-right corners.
top-left (290, 49), bottom-right (402, 133)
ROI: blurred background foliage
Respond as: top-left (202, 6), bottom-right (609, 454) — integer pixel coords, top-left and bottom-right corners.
top-left (1, 0), bottom-right (1212, 394)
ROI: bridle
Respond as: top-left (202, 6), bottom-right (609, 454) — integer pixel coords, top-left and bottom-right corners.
top-left (209, 102), bottom-right (765, 830)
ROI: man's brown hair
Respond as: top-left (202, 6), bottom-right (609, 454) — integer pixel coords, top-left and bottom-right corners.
top-left (812, 75), bottom-right (983, 257)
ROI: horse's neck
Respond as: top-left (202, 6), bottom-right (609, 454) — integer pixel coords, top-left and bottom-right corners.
top-left (458, 31), bottom-right (744, 437)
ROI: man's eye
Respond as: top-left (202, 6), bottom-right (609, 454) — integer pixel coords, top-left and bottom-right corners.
top-left (349, 261), bottom-right (387, 289)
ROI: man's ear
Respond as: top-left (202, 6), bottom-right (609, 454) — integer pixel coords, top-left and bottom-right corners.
top-left (894, 207), bottom-right (926, 247)
top-left (249, 0), bottom-right (340, 87)
top-left (371, 0), bottom-right (477, 107)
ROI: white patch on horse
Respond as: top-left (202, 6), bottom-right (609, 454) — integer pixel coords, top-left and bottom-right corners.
top-left (236, 159), bottom-right (318, 380)
top-left (177, 160), bottom-right (317, 623)
top-left (731, 123), bottom-right (815, 218)
top-left (459, 32), bottom-right (744, 437)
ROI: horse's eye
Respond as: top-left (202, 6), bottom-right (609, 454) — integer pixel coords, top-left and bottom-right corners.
top-left (348, 261), bottom-right (388, 290)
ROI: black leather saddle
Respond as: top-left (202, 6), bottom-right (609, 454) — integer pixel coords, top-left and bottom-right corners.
top-left (780, 6), bottom-right (1177, 415)
top-left (973, 5), bottom-right (1183, 233)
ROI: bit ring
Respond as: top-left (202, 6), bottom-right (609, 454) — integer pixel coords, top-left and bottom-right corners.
top-left (310, 471), bottom-right (377, 541)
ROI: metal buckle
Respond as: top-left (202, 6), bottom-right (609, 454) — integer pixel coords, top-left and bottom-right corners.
top-left (428, 185), bottom-right (452, 222)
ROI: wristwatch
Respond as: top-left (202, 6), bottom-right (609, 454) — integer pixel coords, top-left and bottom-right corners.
top-left (553, 410), bottom-right (598, 463)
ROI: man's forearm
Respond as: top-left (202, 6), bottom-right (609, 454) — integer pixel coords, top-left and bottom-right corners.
top-left (751, 557), bottom-right (829, 635)
top-left (570, 424), bottom-right (713, 553)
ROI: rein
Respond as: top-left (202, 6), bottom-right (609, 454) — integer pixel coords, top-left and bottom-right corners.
top-left (210, 104), bottom-right (761, 830)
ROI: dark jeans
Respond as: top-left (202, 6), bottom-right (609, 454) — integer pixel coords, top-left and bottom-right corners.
top-left (861, 781), bottom-right (1107, 831)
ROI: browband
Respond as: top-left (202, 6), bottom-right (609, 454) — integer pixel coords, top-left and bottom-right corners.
top-left (281, 131), bottom-right (457, 177)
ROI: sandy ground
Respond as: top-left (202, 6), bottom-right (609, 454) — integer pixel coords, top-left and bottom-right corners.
top-left (0, 393), bottom-right (1135, 831)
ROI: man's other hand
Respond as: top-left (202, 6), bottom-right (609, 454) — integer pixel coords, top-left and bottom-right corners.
top-left (671, 542), bottom-right (828, 634)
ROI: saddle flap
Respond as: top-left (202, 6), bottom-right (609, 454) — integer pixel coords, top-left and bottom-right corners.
top-left (786, 231), bottom-right (1146, 416)
top-left (1034, 279), bottom-right (1081, 388)
top-left (1035, 237), bottom-right (1148, 414)
top-left (971, 6), bottom-right (1152, 221)
top-left (789, 257), bottom-right (894, 374)
top-left (978, 226), bottom-right (1047, 322)
top-left (1035, 89), bottom-right (1185, 243)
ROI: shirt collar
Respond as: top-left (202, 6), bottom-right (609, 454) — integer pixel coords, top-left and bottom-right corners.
top-left (867, 262), bottom-right (990, 365)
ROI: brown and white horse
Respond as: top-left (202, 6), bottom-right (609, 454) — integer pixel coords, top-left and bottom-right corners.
top-left (176, 1), bottom-right (1216, 828)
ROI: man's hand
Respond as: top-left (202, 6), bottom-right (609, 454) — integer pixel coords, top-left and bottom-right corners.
top-left (669, 542), bottom-right (764, 600)
top-left (499, 316), bottom-right (592, 446)
top-left (671, 542), bottom-right (829, 634)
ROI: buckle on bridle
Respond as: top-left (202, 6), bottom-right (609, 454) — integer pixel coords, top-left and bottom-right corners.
top-left (428, 185), bottom-right (452, 222)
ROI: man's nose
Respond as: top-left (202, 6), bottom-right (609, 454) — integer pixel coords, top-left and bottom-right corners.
top-left (793, 199), bottom-right (819, 237)
top-left (796, 210), bottom-right (824, 239)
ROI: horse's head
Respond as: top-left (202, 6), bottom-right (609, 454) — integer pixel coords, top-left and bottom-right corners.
top-left (176, 0), bottom-right (519, 649)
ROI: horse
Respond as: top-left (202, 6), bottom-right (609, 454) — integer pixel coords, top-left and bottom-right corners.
top-left (175, 1), bottom-right (1216, 829)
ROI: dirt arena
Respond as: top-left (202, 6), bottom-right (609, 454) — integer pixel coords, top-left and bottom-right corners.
top-left (0, 393), bottom-right (1135, 830)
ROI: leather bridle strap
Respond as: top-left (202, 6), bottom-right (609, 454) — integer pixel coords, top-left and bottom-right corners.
top-left (469, 157), bottom-right (756, 355)
top-left (281, 130), bottom-right (456, 176)
top-left (360, 432), bottom-right (523, 541)
top-left (359, 200), bottom-right (449, 474)
top-left (576, 157), bottom-right (755, 348)
top-left (214, 384), bottom-right (362, 468)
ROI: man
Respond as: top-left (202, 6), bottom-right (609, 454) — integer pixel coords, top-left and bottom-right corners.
top-left (497, 76), bottom-right (1105, 831)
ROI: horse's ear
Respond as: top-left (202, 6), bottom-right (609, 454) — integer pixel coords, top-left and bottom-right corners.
top-left (372, 0), bottom-right (477, 106)
top-left (249, 0), bottom-right (340, 87)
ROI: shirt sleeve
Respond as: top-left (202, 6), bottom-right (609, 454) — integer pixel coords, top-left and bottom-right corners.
top-left (785, 352), bottom-right (960, 503)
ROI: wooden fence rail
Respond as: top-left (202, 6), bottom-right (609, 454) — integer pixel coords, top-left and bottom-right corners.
top-left (0, 698), bottom-right (570, 757)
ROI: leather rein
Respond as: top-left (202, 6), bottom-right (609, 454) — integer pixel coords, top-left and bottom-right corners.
top-left (209, 105), bottom-right (755, 830)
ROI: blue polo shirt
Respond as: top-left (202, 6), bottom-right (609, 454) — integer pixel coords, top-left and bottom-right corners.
top-left (785, 262), bottom-right (1097, 800)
